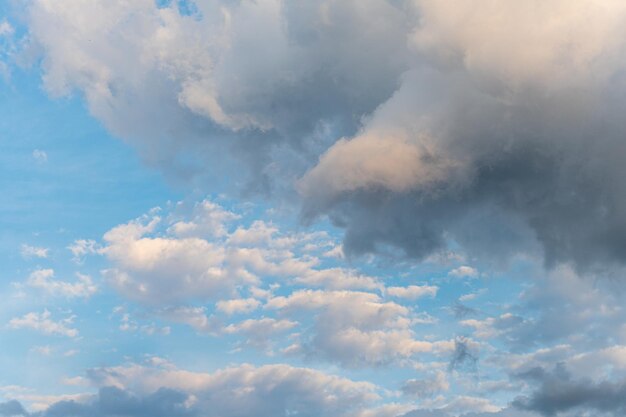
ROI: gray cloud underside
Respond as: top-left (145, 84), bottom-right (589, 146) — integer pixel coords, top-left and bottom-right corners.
top-left (21, 0), bottom-right (626, 269)
top-left (511, 364), bottom-right (626, 417)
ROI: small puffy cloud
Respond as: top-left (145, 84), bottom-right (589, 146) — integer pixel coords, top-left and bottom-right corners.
top-left (67, 239), bottom-right (99, 263)
top-left (294, 268), bottom-right (382, 291)
top-left (20, 244), bottom-right (49, 259)
top-left (117, 313), bottom-right (170, 336)
top-left (26, 269), bottom-right (97, 299)
top-left (386, 285), bottom-right (438, 300)
top-left (29, 346), bottom-right (52, 356)
top-left (216, 298), bottom-right (261, 315)
top-left (441, 396), bottom-right (500, 414)
top-left (167, 200), bottom-right (240, 238)
top-left (0, 20), bottom-right (14, 37)
top-left (31, 149), bottom-right (47, 163)
top-left (223, 318), bottom-right (298, 349)
top-left (448, 266), bottom-right (478, 279)
top-left (459, 289), bottom-right (486, 302)
top-left (156, 306), bottom-right (219, 335)
top-left (8, 310), bottom-right (78, 338)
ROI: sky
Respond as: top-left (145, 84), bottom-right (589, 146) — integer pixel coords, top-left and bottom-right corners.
top-left (1, 1), bottom-right (626, 417)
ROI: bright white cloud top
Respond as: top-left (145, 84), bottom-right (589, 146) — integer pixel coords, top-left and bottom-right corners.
top-left (1, 1), bottom-right (626, 417)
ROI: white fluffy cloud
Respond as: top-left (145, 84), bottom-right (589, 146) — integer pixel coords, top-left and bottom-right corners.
top-left (8, 310), bottom-right (78, 338)
top-left (96, 199), bottom-right (429, 310)
top-left (267, 289), bottom-right (438, 367)
top-left (216, 298), bottom-right (261, 315)
top-left (386, 285), bottom-right (438, 300)
top-left (20, 244), bottom-right (49, 259)
top-left (25, 269), bottom-right (97, 298)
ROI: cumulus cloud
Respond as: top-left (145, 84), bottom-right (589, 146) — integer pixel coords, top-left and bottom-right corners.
top-left (98, 201), bottom-right (324, 305)
top-left (386, 285), bottom-right (438, 300)
top-left (222, 318), bottom-right (298, 350)
top-left (401, 371), bottom-right (449, 398)
top-left (67, 239), bottom-right (99, 263)
top-left (448, 266), bottom-right (478, 279)
top-left (215, 298), bottom-right (260, 315)
top-left (31, 149), bottom-right (47, 164)
top-left (20, 245), bottom-right (49, 259)
top-left (25, 269), bottom-right (97, 299)
top-left (267, 289), bottom-right (439, 367)
top-left (96, 199), bottom-right (434, 310)
top-left (8, 310), bottom-right (78, 338)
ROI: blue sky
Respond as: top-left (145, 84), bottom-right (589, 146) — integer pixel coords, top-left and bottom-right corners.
top-left (1, 2), bottom-right (626, 417)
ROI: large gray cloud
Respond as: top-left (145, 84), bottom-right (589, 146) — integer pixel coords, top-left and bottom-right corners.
top-left (0, 401), bottom-right (27, 417)
top-left (19, 0), bottom-right (626, 268)
top-left (513, 364), bottom-right (626, 416)
top-left (296, 1), bottom-right (626, 270)
top-left (22, 0), bottom-right (411, 194)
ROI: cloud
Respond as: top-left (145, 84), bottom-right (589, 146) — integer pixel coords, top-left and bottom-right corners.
top-left (154, 306), bottom-right (219, 335)
top-left (460, 265), bottom-right (626, 350)
top-left (26, 269), bottom-right (97, 299)
top-left (20, 245), bottom-right (49, 259)
top-left (31, 150), bottom-right (47, 164)
top-left (448, 266), bottom-right (478, 279)
top-left (513, 363), bottom-right (626, 416)
top-left (21, 0), bottom-right (626, 270)
top-left (67, 240), bottom-right (99, 263)
top-left (297, 2), bottom-right (626, 270)
top-left (8, 310), bottom-right (78, 338)
top-left (386, 285), bottom-right (438, 300)
top-left (99, 201), bottom-right (323, 305)
top-left (294, 268), bottom-right (382, 291)
top-left (97, 199), bottom-right (433, 309)
top-left (215, 298), bottom-right (260, 315)
top-left (0, 401), bottom-right (27, 417)
top-left (267, 289), bottom-right (439, 367)
top-left (222, 318), bottom-right (298, 349)
top-left (401, 371), bottom-right (449, 398)
top-left (23, 0), bottom-right (411, 194)
top-left (39, 359), bottom-right (382, 417)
